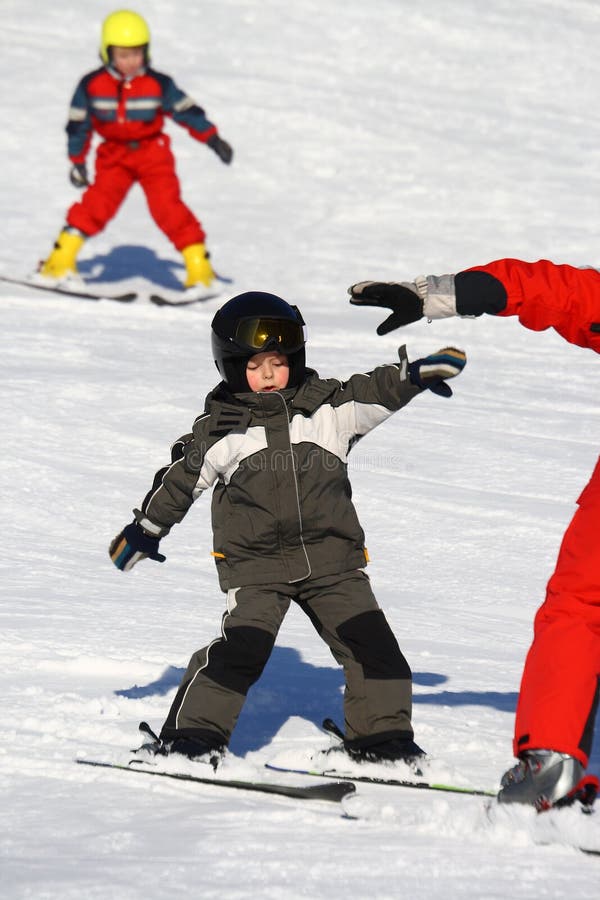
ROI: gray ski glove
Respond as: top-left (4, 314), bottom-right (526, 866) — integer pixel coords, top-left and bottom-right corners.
top-left (349, 275), bottom-right (457, 333)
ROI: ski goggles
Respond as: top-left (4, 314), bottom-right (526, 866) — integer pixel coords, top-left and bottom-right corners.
top-left (234, 316), bottom-right (306, 354)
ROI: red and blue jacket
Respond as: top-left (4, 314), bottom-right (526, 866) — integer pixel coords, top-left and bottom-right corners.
top-left (66, 65), bottom-right (218, 164)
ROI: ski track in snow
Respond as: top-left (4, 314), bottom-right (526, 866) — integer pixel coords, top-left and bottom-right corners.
top-left (1, 1), bottom-right (600, 897)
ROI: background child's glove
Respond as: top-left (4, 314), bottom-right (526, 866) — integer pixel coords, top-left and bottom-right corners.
top-left (349, 281), bottom-right (425, 333)
top-left (207, 134), bottom-right (233, 165)
top-left (69, 163), bottom-right (89, 188)
top-left (109, 521), bottom-right (166, 571)
top-left (408, 347), bottom-right (466, 397)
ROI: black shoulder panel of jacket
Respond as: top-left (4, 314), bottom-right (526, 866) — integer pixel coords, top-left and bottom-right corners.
top-left (146, 69), bottom-right (177, 104)
top-left (146, 67), bottom-right (169, 88)
top-left (290, 372), bottom-right (338, 414)
top-left (454, 270), bottom-right (507, 316)
top-left (207, 405), bottom-right (251, 438)
top-left (148, 68), bottom-right (208, 117)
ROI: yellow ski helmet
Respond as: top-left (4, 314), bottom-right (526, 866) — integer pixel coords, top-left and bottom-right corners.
top-left (100, 10), bottom-right (150, 64)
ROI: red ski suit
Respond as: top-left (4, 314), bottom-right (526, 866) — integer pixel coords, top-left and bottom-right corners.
top-left (65, 65), bottom-right (220, 250)
top-left (466, 258), bottom-right (600, 766)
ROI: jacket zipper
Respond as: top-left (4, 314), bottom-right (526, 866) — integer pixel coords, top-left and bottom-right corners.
top-left (273, 392), bottom-right (312, 582)
top-left (116, 80), bottom-right (126, 123)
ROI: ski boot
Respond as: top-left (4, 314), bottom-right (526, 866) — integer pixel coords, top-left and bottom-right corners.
top-left (346, 735), bottom-right (426, 767)
top-left (182, 243), bottom-right (216, 288)
top-left (39, 227), bottom-right (85, 280)
top-left (323, 718), bottom-right (426, 770)
top-left (498, 749), bottom-right (598, 811)
top-left (133, 721), bottom-right (225, 770)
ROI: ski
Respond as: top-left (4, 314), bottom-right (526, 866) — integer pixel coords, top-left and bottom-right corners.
top-left (264, 761), bottom-right (497, 798)
top-left (533, 839), bottom-right (600, 858)
top-left (149, 291), bottom-right (221, 307)
top-left (149, 272), bottom-right (233, 306)
top-left (76, 758), bottom-right (356, 803)
top-left (270, 717), bottom-right (496, 797)
top-left (341, 787), bottom-right (600, 856)
top-left (0, 274), bottom-right (137, 303)
top-left (485, 797), bottom-right (600, 858)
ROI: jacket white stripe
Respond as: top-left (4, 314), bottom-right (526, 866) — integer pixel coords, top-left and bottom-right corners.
top-left (192, 400), bottom-right (395, 490)
top-left (288, 400), bottom-right (394, 463)
top-left (198, 426), bottom-right (269, 487)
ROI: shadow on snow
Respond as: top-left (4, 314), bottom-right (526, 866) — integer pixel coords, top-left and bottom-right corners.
top-left (114, 645), bottom-right (521, 756)
top-left (78, 244), bottom-right (184, 290)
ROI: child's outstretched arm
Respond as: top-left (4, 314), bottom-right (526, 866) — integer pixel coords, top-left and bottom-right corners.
top-left (326, 344), bottom-right (466, 450)
top-left (157, 72), bottom-right (233, 164)
top-left (109, 423), bottom-right (217, 572)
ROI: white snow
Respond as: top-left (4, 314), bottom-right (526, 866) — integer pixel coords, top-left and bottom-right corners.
top-left (1, 0), bottom-right (599, 897)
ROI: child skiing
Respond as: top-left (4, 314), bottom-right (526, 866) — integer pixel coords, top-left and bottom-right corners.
top-left (349, 259), bottom-right (600, 809)
top-left (109, 290), bottom-right (466, 763)
top-left (39, 10), bottom-right (233, 297)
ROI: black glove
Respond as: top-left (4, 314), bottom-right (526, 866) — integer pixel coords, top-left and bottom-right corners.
top-left (109, 521), bottom-right (166, 572)
top-left (207, 134), bottom-right (233, 165)
top-left (349, 281), bottom-right (424, 334)
top-left (69, 163), bottom-right (89, 188)
top-left (408, 347), bottom-right (467, 398)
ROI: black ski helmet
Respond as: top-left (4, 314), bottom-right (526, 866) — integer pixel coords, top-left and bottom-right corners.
top-left (211, 291), bottom-right (307, 392)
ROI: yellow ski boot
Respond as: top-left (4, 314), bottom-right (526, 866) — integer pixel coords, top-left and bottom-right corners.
top-left (182, 243), bottom-right (216, 290)
top-left (39, 229), bottom-right (85, 280)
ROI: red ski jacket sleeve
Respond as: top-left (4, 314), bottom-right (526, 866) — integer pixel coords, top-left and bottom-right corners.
top-left (460, 258), bottom-right (600, 354)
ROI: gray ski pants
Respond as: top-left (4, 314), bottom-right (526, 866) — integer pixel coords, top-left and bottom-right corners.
top-left (160, 569), bottom-right (413, 747)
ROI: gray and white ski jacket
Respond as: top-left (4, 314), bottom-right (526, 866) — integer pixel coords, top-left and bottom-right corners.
top-left (135, 348), bottom-right (423, 590)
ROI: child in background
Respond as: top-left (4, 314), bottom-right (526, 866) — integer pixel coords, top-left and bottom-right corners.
top-left (39, 9), bottom-right (232, 297)
top-left (109, 289), bottom-right (466, 764)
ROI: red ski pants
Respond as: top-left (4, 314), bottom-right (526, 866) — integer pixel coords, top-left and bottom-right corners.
top-left (67, 134), bottom-right (205, 251)
top-left (514, 456), bottom-right (600, 766)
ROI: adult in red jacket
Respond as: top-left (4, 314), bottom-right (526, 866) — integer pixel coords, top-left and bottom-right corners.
top-left (39, 10), bottom-right (233, 295)
top-left (349, 258), bottom-right (600, 809)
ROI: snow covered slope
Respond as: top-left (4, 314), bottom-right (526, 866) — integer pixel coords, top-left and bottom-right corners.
top-left (1, 1), bottom-right (599, 897)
